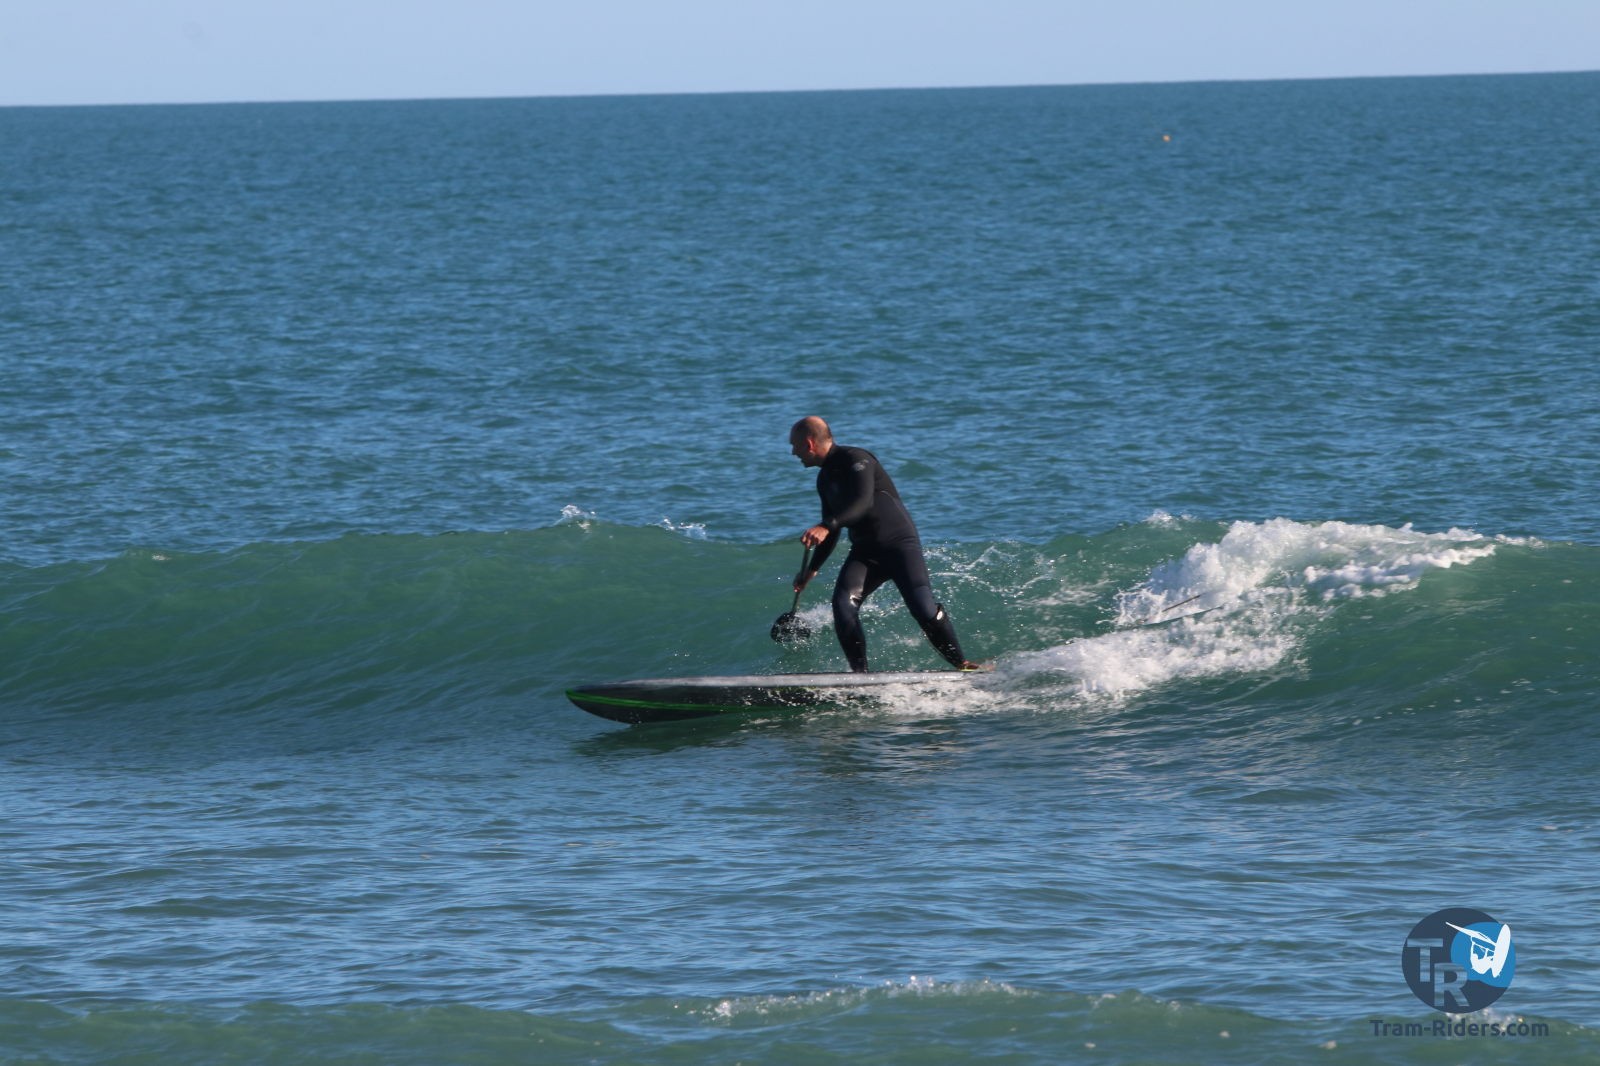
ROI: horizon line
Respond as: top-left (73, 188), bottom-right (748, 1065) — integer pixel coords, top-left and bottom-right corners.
top-left (3, 66), bottom-right (1594, 112)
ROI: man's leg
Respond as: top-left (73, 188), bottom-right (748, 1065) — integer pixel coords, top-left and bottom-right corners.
top-left (832, 555), bottom-right (889, 672)
top-left (888, 545), bottom-right (970, 669)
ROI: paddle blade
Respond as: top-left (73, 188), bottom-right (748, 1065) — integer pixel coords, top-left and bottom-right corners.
top-left (770, 610), bottom-right (811, 644)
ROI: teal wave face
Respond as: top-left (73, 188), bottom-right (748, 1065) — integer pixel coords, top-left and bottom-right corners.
top-left (3, 518), bottom-right (1591, 739)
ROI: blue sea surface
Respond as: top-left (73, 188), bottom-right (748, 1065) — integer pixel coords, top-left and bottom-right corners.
top-left (1, 73), bottom-right (1598, 1063)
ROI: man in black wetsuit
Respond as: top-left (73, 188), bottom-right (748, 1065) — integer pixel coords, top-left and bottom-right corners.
top-left (789, 416), bottom-right (980, 673)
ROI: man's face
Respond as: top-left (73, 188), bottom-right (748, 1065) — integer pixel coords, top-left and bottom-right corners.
top-left (790, 432), bottom-right (818, 467)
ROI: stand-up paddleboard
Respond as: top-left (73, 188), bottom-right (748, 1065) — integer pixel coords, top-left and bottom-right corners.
top-left (566, 671), bottom-right (973, 724)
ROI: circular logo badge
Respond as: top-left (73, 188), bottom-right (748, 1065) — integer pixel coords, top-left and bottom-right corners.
top-left (1401, 908), bottom-right (1515, 1013)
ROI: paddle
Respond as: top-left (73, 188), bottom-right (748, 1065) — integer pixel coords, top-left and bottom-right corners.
top-left (770, 546), bottom-right (814, 644)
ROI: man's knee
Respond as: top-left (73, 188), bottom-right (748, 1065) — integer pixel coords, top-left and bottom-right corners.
top-left (833, 579), bottom-right (866, 611)
top-left (903, 585), bottom-right (941, 624)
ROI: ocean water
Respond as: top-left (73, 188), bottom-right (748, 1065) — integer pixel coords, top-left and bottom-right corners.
top-left (2, 72), bottom-right (1598, 1063)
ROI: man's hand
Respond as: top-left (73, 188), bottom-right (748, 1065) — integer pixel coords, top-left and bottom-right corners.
top-left (800, 524), bottom-right (831, 549)
top-left (793, 569), bottom-right (818, 594)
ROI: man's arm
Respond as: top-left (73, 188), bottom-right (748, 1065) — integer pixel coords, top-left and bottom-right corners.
top-left (795, 451), bottom-right (871, 588)
top-left (797, 525), bottom-right (840, 589)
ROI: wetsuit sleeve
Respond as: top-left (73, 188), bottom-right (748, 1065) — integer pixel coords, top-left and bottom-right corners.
top-left (823, 455), bottom-right (875, 533)
top-left (809, 526), bottom-right (843, 574)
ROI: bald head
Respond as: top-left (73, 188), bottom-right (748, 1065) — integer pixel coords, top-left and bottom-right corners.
top-left (791, 416), bottom-right (831, 444)
top-left (789, 416), bottom-right (834, 468)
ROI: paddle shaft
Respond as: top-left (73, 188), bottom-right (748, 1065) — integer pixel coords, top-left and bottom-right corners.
top-left (791, 545), bottom-right (814, 606)
top-left (770, 546), bottom-right (816, 644)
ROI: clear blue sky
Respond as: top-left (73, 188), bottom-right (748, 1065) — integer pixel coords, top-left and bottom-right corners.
top-left (3, 0), bottom-right (1597, 107)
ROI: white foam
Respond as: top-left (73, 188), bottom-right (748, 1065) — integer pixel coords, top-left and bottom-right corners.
top-left (1004, 598), bottom-right (1303, 698)
top-left (868, 674), bottom-right (1009, 719)
top-left (655, 516), bottom-right (708, 539)
top-left (696, 977), bottom-right (1028, 1023)
top-left (1006, 519), bottom-right (1502, 701)
top-left (1116, 518), bottom-right (1500, 621)
top-left (1142, 509), bottom-right (1192, 528)
top-left (557, 503), bottom-right (598, 530)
